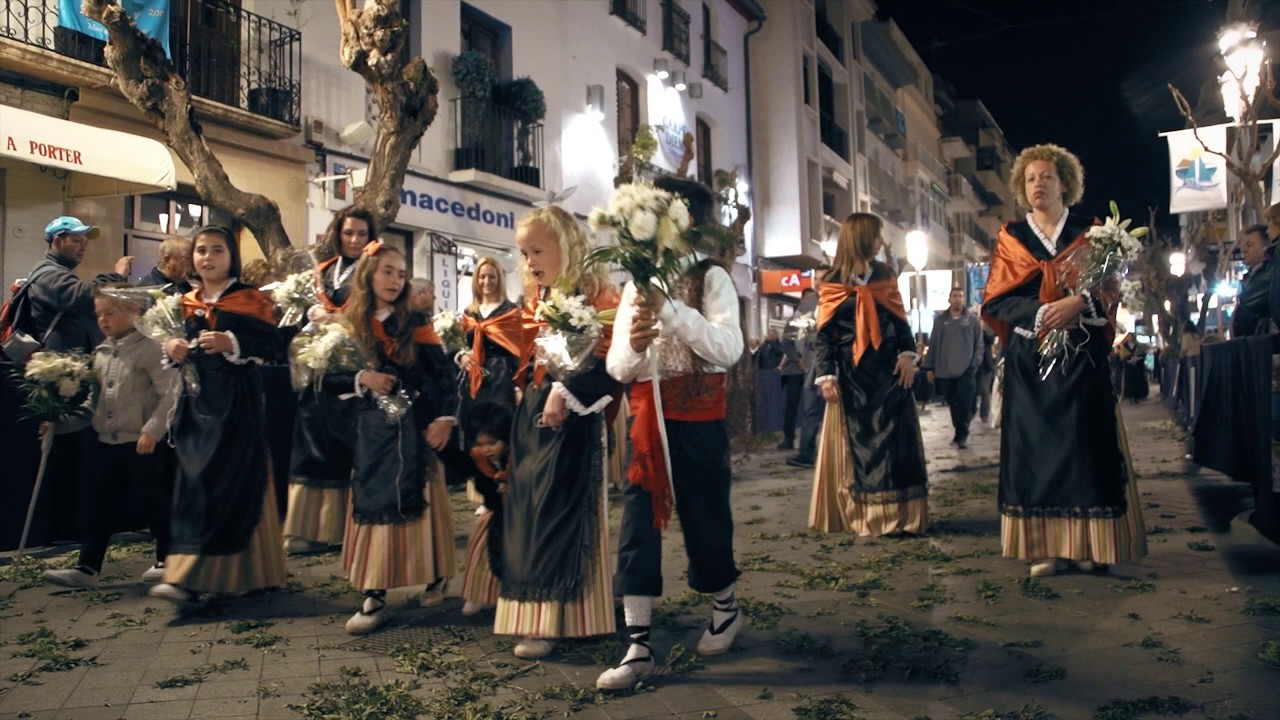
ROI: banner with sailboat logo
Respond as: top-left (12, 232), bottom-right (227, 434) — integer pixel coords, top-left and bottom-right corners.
top-left (1164, 126), bottom-right (1228, 214)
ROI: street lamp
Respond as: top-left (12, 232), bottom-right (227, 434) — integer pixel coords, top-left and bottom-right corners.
top-left (1218, 23), bottom-right (1265, 124)
top-left (905, 230), bottom-right (929, 338)
top-left (1169, 251), bottom-right (1186, 277)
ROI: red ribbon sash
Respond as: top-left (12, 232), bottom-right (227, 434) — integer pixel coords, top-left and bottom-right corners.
top-left (816, 279), bottom-right (908, 365)
top-left (463, 307), bottom-right (524, 398)
top-left (180, 286), bottom-right (277, 330)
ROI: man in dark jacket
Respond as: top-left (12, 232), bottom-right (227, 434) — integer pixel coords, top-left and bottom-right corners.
top-left (23, 216), bottom-right (130, 353)
top-left (137, 236), bottom-right (193, 295)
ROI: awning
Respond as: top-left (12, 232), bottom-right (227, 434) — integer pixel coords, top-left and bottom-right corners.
top-left (0, 104), bottom-right (177, 199)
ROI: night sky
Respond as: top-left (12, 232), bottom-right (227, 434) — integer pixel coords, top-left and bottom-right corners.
top-left (876, 0), bottom-right (1247, 239)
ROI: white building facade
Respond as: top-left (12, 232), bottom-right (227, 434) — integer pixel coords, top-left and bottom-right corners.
top-left (293, 0), bottom-right (764, 312)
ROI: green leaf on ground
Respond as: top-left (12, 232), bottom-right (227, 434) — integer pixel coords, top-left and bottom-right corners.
top-left (1092, 695), bottom-right (1197, 720)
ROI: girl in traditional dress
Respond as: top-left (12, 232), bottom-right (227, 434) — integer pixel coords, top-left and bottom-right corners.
top-left (283, 207), bottom-right (375, 554)
top-left (982, 143), bottom-right (1146, 577)
top-left (495, 206), bottom-right (620, 659)
top-left (150, 226), bottom-right (287, 604)
top-left (458, 401), bottom-right (512, 616)
top-left (811, 213), bottom-right (929, 537)
top-left (327, 242), bottom-right (458, 634)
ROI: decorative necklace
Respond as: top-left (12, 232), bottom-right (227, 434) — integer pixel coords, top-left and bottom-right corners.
top-left (332, 256), bottom-right (357, 289)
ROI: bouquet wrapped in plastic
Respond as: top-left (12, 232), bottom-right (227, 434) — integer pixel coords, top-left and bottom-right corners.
top-left (533, 284), bottom-right (616, 380)
top-left (15, 350), bottom-right (96, 423)
top-left (432, 310), bottom-right (466, 354)
top-left (1038, 202), bottom-right (1147, 379)
top-left (271, 270), bottom-right (319, 328)
top-left (289, 320), bottom-right (366, 392)
top-left (137, 292), bottom-right (201, 396)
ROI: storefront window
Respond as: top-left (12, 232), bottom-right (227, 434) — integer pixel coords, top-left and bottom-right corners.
top-left (124, 191), bottom-right (217, 283)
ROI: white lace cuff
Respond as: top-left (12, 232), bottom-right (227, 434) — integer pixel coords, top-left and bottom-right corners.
top-left (898, 351), bottom-right (919, 364)
top-left (221, 332), bottom-right (264, 365)
top-left (1033, 305), bottom-right (1050, 335)
top-left (814, 374), bottom-right (837, 386)
top-left (353, 370), bottom-right (369, 396)
top-left (552, 382), bottom-right (613, 416)
top-left (1014, 327), bottom-right (1037, 339)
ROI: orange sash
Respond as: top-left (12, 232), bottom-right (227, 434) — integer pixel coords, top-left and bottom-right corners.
top-left (628, 374), bottom-right (726, 529)
top-left (817, 279), bottom-right (908, 365)
top-left (980, 227), bottom-right (1090, 344)
top-left (180, 286), bottom-right (277, 330)
top-left (469, 446), bottom-right (509, 483)
top-left (371, 316), bottom-right (441, 360)
top-left (315, 257), bottom-right (349, 314)
top-left (463, 307), bottom-right (525, 398)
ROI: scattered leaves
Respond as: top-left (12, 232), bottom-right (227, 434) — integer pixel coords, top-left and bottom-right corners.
top-left (1022, 662), bottom-right (1067, 684)
top-left (155, 658), bottom-right (250, 688)
top-left (1018, 578), bottom-right (1060, 600)
top-left (842, 615), bottom-right (974, 683)
top-left (1092, 695), bottom-right (1197, 720)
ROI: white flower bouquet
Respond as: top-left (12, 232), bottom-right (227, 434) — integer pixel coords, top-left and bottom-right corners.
top-left (15, 350), bottom-right (96, 423)
top-left (290, 320), bottom-right (367, 393)
top-left (272, 270), bottom-right (319, 327)
top-left (789, 312), bottom-right (816, 334)
top-left (137, 291), bottom-right (201, 396)
top-left (586, 182), bottom-right (694, 298)
top-left (432, 310), bottom-right (466, 354)
top-left (1039, 201), bottom-right (1148, 379)
top-left (533, 284), bottom-right (617, 379)
top-left (1120, 278), bottom-right (1144, 311)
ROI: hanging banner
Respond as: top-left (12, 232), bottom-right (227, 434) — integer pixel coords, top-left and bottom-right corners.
top-left (58, 0), bottom-right (171, 58)
top-left (1164, 125), bottom-right (1228, 214)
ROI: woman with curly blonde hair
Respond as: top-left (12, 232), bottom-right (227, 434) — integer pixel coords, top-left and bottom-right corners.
top-left (982, 143), bottom-right (1146, 578)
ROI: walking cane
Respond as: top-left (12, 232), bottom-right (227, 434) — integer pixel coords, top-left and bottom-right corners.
top-left (16, 431), bottom-right (55, 557)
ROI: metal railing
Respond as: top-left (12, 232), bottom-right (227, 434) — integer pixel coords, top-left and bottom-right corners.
top-left (912, 142), bottom-right (947, 181)
top-left (1, 0), bottom-right (302, 127)
top-left (450, 98), bottom-right (545, 189)
top-left (819, 112), bottom-right (848, 159)
top-left (662, 0), bottom-right (690, 64)
top-left (815, 15), bottom-right (843, 63)
top-left (610, 0), bottom-right (647, 34)
top-left (704, 38), bottom-right (729, 91)
top-left (947, 174), bottom-right (982, 208)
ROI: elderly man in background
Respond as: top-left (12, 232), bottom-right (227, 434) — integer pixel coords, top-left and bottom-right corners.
top-left (924, 286), bottom-right (984, 449)
top-left (137, 237), bottom-right (193, 295)
top-left (410, 277), bottom-right (436, 314)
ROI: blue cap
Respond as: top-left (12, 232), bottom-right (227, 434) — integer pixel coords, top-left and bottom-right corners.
top-left (44, 216), bottom-right (101, 242)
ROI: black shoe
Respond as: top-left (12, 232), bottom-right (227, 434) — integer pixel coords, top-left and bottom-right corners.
top-left (786, 455), bottom-right (815, 469)
top-left (777, 439), bottom-right (794, 450)
top-left (957, 437), bottom-right (968, 449)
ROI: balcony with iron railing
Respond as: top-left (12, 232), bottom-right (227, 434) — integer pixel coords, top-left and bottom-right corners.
top-left (662, 0), bottom-right (690, 65)
top-left (610, 0), bottom-right (647, 34)
top-left (819, 112), bottom-right (848, 159)
top-left (1, 0), bottom-right (302, 128)
top-left (703, 38), bottom-right (728, 91)
top-left (947, 173), bottom-right (983, 209)
top-left (450, 98), bottom-right (545, 190)
top-left (911, 142), bottom-right (947, 182)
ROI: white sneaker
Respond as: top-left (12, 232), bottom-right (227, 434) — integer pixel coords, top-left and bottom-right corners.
top-left (596, 656), bottom-right (655, 690)
top-left (283, 537), bottom-right (325, 554)
top-left (697, 610), bottom-right (743, 655)
top-left (461, 601), bottom-right (491, 616)
top-left (419, 580), bottom-right (448, 608)
top-left (141, 563), bottom-right (166, 584)
top-left (1029, 559), bottom-right (1064, 577)
top-left (513, 637), bottom-right (554, 659)
top-left (148, 583), bottom-right (197, 604)
top-left (43, 567), bottom-right (98, 589)
top-left (345, 604), bottom-right (392, 635)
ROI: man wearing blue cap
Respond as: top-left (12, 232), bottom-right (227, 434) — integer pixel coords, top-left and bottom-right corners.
top-left (22, 216), bottom-right (131, 353)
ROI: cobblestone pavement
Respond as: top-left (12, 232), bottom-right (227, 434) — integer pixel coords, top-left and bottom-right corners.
top-left (3, 399), bottom-right (1280, 720)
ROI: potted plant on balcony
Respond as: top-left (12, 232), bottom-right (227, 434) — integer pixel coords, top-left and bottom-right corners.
top-left (452, 50), bottom-right (498, 171)
top-left (498, 76), bottom-right (546, 187)
top-left (247, 1), bottom-right (306, 124)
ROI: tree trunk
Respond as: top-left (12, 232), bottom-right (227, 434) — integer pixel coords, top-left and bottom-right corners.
top-left (82, 0), bottom-right (291, 254)
top-left (334, 0), bottom-right (439, 238)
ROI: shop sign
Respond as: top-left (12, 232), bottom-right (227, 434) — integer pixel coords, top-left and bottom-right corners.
top-left (760, 269), bottom-right (815, 295)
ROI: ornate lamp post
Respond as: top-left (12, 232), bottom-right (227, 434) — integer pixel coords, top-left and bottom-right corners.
top-left (905, 230), bottom-right (930, 338)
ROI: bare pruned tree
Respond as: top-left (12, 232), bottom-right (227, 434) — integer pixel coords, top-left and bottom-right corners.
top-left (81, 0), bottom-right (438, 255)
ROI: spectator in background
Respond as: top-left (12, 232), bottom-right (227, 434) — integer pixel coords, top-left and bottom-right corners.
top-left (974, 321), bottom-right (997, 423)
top-left (788, 286), bottom-right (824, 469)
top-left (755, 328), bottom-right (783, 370)
top-left (1233, 225), bottom-right (1273, 338)
top-left (1180, 321), bottom-right (1202, 357)
top-left (137, 237), bottom-right (193, 295)
top-left (777, 328), bottom-right (806, 450)
top-left (924, 287), bottom-right (984, 449)
top-left (1266, 203), bottom-right (1280, 246)
top-left (24, 216), bottom-right (130, 353)
top-left (410, 277), bottom-right (435, 314)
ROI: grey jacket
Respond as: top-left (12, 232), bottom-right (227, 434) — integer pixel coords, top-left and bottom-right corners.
top-left (22, 252), bottom-right (126, 353)
top-left (62, 331), bottom-right (177, 444)
top-left (924, 309), bottom-right (983, 379)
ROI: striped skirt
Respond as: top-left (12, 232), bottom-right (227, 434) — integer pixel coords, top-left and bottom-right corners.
top-left (1001, 405), bottom-right (1148, 564)
top-left (343, 462), bottom-right (458, 591)
top-left (460, 510), bottom-right (499, 606)
top-left (163, 485), bottom-right (287, 594)
top-left (809, 402), bottom-right (930, 537)
top-left (282, 484), bottom-right (346, 545)
top-left (492, 477), bottom-right (614, 639)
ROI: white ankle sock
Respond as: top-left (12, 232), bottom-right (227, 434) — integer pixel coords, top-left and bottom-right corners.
top-left (621, 595), bottom-right (654, 663)
top-left (711, 583), bottom-right (738, 629)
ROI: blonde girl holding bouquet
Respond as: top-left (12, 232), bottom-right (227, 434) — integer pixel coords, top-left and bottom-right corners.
top-left (494, 206), bottom-right (620, 659)
top-left (326, 242), bottom-right (458, 634)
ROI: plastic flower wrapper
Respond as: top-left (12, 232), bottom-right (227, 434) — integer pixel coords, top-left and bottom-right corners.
top-left (271, 270), bottom-right (319, 328)
top-left (533, 283), bottom-right (617, 380)
top-left (14, 350), bottom-right (96, 423)
top-left (586, 182), bottom-right (694, 300)
top-left (374, 386), bottom-right (415, 425)
top-left (1038, 201), bottom-right (1148, 379)
top-left (132, 290), bottom-right (201, 396)
top-left (289, 319), bottom-right (366, 392)
top-left (432, 310), bottom-right (466, 354)
top-left (789, 312), bottom-right (817, 334)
